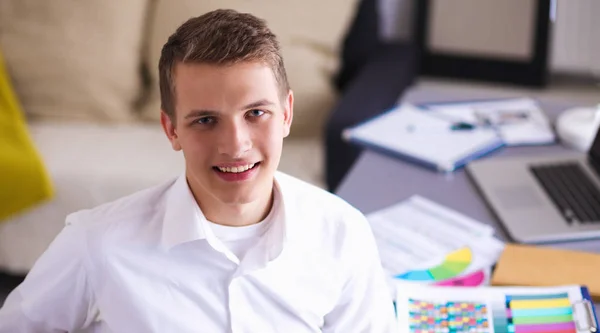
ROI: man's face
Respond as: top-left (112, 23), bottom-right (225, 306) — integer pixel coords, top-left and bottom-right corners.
top-left (161, 61), bottom-right (293, 206)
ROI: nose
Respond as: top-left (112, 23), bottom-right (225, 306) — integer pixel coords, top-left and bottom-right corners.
top-left (217, 119), bottom-right (252, 158)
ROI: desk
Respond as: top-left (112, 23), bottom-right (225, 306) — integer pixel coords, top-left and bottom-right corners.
top-left (335, 86), bottom-right (600, 311)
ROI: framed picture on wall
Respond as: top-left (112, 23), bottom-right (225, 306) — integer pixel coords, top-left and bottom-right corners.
top-left (413, 0), bottom-right (552, 87)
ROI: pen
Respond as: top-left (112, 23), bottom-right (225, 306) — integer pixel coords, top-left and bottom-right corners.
top-left (451, 122), bottom-right (476, 131)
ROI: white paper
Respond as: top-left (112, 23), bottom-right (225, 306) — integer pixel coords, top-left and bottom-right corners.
top-left (367, 195), bottom-right (505, 282)
top-left (425, 98), bottom-right (555, 146)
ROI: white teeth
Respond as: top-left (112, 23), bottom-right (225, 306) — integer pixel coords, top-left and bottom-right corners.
top-left (217, 163), bottom-right (255, 173)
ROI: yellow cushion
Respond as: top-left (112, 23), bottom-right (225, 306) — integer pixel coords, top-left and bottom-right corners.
top-left (0, 50), bottom-right (53, 221)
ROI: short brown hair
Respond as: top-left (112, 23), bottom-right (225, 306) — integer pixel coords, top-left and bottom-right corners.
top-left (158, 9), bottom-right (290, 120)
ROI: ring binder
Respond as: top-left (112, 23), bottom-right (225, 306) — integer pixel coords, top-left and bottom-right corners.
top-left (395, 284), bottom-right (598, 333)
top-left (573, 300), bottom-right (598, 332)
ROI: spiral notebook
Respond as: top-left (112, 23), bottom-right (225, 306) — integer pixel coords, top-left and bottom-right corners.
top-left (395, 283), bottom-right (598, 333)
top-left (342, 104), bottom-right (504, 172)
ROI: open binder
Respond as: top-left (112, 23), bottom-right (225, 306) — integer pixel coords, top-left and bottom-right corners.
top-left (395, 283), bottom-right (598, 333)
top-left (342, 104), bottom-right (504, 172)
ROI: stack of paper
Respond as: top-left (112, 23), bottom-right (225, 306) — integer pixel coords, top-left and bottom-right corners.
top-left (366, 196), bottom-right (505, 289)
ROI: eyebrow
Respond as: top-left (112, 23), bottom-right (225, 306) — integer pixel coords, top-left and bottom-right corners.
top-left (184, 110), bottom-right (218, 119)
top-left (184, 99), bottom-right (276, 119)
top-left (243, 99), bottom-right (276, 110)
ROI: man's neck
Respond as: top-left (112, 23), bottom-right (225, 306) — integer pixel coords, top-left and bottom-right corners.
top-left (187, 178), bottom-right (274, 227)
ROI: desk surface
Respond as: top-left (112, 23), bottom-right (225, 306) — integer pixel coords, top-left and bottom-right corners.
top-left (335, 84), bottom-right (599, 309)
top-left (336, 85), bottom-right (600, 252)
top-left (337, 149), bottom-right (599, 253)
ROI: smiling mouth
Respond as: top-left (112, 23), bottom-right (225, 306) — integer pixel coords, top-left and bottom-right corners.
top-left (213, 162), bottom-right (260, 174)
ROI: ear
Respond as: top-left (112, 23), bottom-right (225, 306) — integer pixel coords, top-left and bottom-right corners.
top-left (282, 90), bottom-right (294, 138)
top-left (160, 110), bottom-right (182, 151)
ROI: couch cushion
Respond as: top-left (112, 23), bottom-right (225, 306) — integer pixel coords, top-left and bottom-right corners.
top-left (142, 0), bottom-right (358, 137)
top-left (0, 121), bottom-right (323, 273)
top-left (0, 121), bottom-right (185, 272)
top-left (0, 0), bottom-right (149, 122)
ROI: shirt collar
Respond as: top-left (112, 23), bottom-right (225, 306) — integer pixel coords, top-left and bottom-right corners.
top-left (261, 176), bottom-right (289, 261)
top-left (160, 172), bottom-right (296, 256)
top-left (160, 173), bottom-right (208, 250)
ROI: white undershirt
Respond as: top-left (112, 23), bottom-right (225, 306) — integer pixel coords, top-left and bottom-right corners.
top-left (207, 191), bottom-right (279, 261)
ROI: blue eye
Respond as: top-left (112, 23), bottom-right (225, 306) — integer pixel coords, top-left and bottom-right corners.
top-left (196, 116), bottom-right (215, 125)
top-left (248, 109), bottom-right (265, 117)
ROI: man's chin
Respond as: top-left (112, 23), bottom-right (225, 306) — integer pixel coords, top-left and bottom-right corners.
top-left (216, 193), bottom-right (259, 206)
top-left (212, 181), bottom-right (273, 206)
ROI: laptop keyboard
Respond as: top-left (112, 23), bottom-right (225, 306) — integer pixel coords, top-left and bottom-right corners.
top-left (530, 162), bottom-right (600, 224)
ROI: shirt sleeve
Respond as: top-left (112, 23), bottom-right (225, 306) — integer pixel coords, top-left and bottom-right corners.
top-left (0, 218), bottom-right (95, 332)
top-left (322, 208), bottom-right (399, 333)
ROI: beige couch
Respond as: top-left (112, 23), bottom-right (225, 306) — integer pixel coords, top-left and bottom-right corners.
top-left (0, 1), bottom-right (358, 273)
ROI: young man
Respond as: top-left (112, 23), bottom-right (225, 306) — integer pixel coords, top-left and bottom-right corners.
top-left (0, 9), bottom-right (397, 332)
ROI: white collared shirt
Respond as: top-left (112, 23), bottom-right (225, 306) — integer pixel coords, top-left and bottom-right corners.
top-left (0, 172), bottom-right (398, 332)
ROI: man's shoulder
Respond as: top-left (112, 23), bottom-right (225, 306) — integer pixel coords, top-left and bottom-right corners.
top-left (275, 172), bottom-right (365, 221)
top-left (276, 173), bottom-right (373, 262)
top-left (276, 172), bottom-right (352, 205)
top-left (66, 176), bottom-right (176, 230)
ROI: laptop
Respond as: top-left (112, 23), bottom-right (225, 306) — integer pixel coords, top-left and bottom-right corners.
top-left (466, 127), bottom-right (600, 243)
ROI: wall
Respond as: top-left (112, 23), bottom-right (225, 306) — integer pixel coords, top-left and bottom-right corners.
top-left (378, 0), bottom-right (600, 77)
top-left (550, 0), bottom-right (600, 77)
